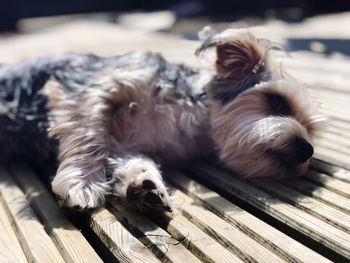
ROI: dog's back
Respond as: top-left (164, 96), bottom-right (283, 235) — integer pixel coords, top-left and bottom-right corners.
top-left (0, 51), bottom-right (206, 171)
top-left (0, 53), bottom-right (119, 168)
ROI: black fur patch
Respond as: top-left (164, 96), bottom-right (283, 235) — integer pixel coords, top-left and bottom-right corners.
top-left (144, 192), bottom-right (162, 205)
top-left (142, 179), bottom-right (156, 190)
top-left (211, 70), bottom-right (271, 104)
top-left (126, 185), bottom-right (140, 201)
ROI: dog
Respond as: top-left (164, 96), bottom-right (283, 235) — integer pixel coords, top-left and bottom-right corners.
top-left (0, 27), bottom-right (323, 212)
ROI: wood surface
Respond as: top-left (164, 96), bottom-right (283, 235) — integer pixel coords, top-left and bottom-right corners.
top-left (9, 165), bottom-right (103, 263)
top-left (0, 11), bottom-right (349, 263)
top-left (0, 166), bottom-right (64, 263)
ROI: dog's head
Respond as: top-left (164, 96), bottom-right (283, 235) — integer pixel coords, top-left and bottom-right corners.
top-left (197, 27), bottom-right (324, 177)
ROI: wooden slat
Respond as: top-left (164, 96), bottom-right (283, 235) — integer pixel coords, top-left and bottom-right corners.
top-left (9, 165), bottom-right (103, 263)
top-left (321, 128), bottom-right (350, 141)
top-left (171, 190), bottom-right (286, 263)
top-left (320, 107), bottom-right (350, 123)
top-left (304, 171), bottom-right (350, 197)
top-left (311, 159), bottom-right (350, 183)
top-left (321, 102), bottom-right (350, 115)
top-left (251, 179), bottom-right (350, 232)
top-left (108, 202), bottom-right (202, 263)
top-left (315, 136), bottom-right (350, 156)
top-left (316, 133), bottom-right (350, 152)
top-left (317, 117), bottom-right (350, 136)
top-left (320, 111), bottom-right (350, 124)
top-left (287, 68), bottom-right (349, 95)
top-left (326, 118), bottom-right (350, 132)
top-left (165, 186), bottom-right (288, 263)
top-left (318, 93), bottom-right (350, 107)
top-left (310, 88), bottom-right (350, 170)
top-left (324, 119), bottom-right (350, 135)
top-left (165, 170), bottom-right (331, 263)
top-left (284, 60), bottom-right (350, 80)
top-left (153, 210), bottom-right (243, 263)
top-left (319, 111), bottom-right (350, 125)
top-left (273, 48), bottom-right (350, 76)
top-left (286, 68), bottom-right (350, 93)
top-left (0, 200), bottom-right (28, 263)
top-left (314, 147), bottom-right (350, 170)
top-left (319, 95), bottom-right (350, 105)
top-left (320, 103), bottom-right (350, 118)
top-left (282, 177), bottom-right (350, 214)
top-left (188, 162), bottom-right (350, 260)
top-left (89, 208), bottom-right (161, 263)
top-left (0, 166), bottom-right (64, 263)
top-left (319, 128), bottom-right (350, 142)
top-left (315, 93), bottom-right (350, 108)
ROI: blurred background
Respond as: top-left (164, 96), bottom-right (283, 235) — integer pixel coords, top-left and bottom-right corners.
top-left (1, 0), bottom-right (350, 31)
top-left (0, 1), bottom-right (350, 57)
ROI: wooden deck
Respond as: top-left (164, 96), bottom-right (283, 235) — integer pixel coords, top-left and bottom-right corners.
top-left (0, 12), bottom-right (350, 262)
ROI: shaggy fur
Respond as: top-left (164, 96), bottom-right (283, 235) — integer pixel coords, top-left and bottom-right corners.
top-left (0, 27), bottom-right (323, 211)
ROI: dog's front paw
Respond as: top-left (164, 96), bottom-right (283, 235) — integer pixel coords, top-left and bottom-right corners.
top-left (115, 158), bottom-right (173, 212)
top-left (126, 175), bottom-right (173, 213)
top-left (63, 185), bottom-right (106, 209)
top-left (52, 168), bottom-right (110, 210)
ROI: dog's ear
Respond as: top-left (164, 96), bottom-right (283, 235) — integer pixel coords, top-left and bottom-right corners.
top-left (196, 27), bottom-right (277, 80)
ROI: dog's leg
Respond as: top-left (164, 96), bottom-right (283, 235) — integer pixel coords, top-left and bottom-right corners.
top-left (109, 155), bottom-right (173, 212)
top-left (49, 91), bottom-right (111, 209)
top-left (49, 68), bottom-right (160, 209)
top-left (49, 78), bottom-right (128, 209)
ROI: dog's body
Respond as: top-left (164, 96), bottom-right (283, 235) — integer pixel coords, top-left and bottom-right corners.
top-left (0, 28), bottom-right (323, 211)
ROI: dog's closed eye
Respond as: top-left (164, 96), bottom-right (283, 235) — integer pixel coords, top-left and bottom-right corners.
top-left (265, 93), bottom-right (292, 116)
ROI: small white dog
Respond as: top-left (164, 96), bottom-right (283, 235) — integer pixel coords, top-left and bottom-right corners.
top-left (0, 27), bottom-right (323, 212)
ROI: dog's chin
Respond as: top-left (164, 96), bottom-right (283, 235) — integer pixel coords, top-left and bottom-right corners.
top-left (221, 153), bottom-right (310, 178)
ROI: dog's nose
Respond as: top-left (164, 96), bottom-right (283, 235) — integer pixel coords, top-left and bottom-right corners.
top-left (290, 137), bottom-right (314, 163)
